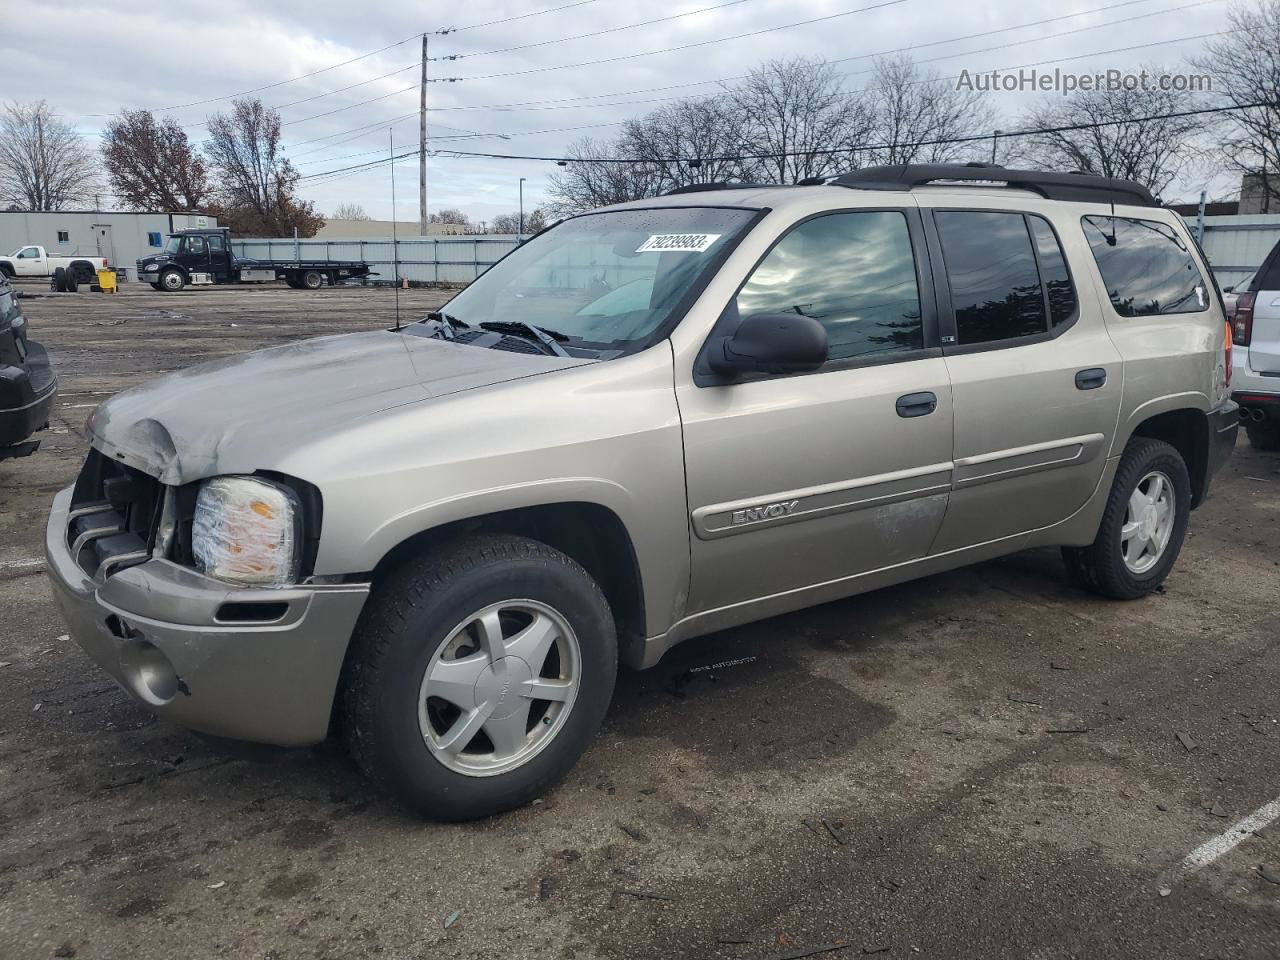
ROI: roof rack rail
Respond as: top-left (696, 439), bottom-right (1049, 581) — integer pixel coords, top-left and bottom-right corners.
top-left (829, 163), bottom-right (1157, 207)
top-left (662, 181), bottom-right (774, 196)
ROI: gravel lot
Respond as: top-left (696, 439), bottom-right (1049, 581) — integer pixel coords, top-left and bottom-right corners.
top-left (2, 282), bottom-right (1279, 960)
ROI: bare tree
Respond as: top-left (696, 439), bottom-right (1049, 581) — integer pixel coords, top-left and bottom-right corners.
top-left (546, 136), bottom-right (666, 216)
top-left (862, 55), bottom-right (995, 166)
top-left (0, 100), bottom-right (99, 210)
top-left (620, 97), bottom-right (755, 188)
top-left (488, 212), bottom-right (522, 233)
top-left (1012, 65), bottom-right (1205, 198)
top-left (1192, 0), bottom-right (1280, 211)
top-left (102, 109), bottom-right (210, 211)
top-left (729, 58), bottom-right (875, 182)
top-left (205, 98), bottom-right (322, 236)
top-left (332, 201), bottom-right (371, 220)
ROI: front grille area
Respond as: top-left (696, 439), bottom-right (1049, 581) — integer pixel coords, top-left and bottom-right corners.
top-left (67, 449), bottom-right (163, 579)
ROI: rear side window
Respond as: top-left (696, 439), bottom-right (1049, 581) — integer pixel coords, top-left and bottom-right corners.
top-left (1027, 216), bottom-right (1077, 328)
top-left (936, 211), bottom-right (1055, 345)
top-left (735, 210), bottom-right (923, 362)
top-left (1082, 215), bottom-right (1207, 315)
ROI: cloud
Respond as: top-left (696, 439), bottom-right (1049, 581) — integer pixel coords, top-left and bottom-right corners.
top-left (1, 0), bottom-right (1235, 219)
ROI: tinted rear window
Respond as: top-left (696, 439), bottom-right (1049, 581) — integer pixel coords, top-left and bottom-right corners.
top-left (936, 211), bottom-right (1046, 344)
top-left (1082, 215), bottom-right (1208, 315)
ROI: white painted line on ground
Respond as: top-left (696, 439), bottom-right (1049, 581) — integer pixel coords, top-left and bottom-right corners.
top-left (0, 558), bottom-right (44, 571)
top-left (1180, 797), bottom-right (1280, 872)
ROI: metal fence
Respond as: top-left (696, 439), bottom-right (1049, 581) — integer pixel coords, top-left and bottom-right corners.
top-left (231, 235), bottom-right (522, 285)
top-left (1187, 216), bottom-right (1280, 291)
top-left (236, 216), bottom-right (1280, 292)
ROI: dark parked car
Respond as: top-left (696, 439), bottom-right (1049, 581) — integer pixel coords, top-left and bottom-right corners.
top-left (0, 272), bottom-right (57, 460)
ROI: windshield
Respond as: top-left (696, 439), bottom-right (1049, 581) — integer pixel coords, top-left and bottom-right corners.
top-left (164, 236), bottom-right (183, 254)
top-left (433, 207), bottom-right (757, 353)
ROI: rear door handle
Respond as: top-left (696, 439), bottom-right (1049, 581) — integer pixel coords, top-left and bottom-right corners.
top-left (1075, 368), bottom-right (1107, 390)
top-left (896, 391), bottom-right (938, 418)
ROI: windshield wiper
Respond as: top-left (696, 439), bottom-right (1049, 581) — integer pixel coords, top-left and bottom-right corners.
top-left (479, 320), bottom-right (569, 357)
top-left (420, 311), bottom-right (468, 339)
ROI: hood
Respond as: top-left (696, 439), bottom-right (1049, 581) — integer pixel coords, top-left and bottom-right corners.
top-left (91, 328), bottom-right (591, 484)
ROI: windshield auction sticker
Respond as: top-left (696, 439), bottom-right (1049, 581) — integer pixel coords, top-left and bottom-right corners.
top-left (636, 233), bottom-right (722, 253)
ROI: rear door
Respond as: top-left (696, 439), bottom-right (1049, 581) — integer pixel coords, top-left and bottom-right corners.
top-left (921, 204), bottom-right (1122, 552)
top-left (678, 207), bottom-right (954, 615)
top-left (1248, 244), bottom-right (1280, 375)
top-left (206, 232), bottom-right (233, 281)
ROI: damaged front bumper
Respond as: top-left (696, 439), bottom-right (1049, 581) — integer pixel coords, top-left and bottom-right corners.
top-left (45, 486), bottom-right (369, 746)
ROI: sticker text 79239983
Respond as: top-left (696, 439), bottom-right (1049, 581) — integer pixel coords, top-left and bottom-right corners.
top-left (635, 234), bottom-right (722, 254)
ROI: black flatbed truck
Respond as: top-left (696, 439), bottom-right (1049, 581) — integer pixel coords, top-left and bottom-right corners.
top-left (136, 228), bottom-right (375, 292)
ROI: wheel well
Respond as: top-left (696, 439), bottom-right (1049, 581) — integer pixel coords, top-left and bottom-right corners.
top-left (368, 502), bottom-right (647, 642)
top-left (1130, 408), bottom-right (1209, 507)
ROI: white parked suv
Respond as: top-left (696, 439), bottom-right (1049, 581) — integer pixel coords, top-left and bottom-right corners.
top-left (1232, 239), bottom-right (1280, 450)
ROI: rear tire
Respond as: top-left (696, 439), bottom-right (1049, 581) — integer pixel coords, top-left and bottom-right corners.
top-left (1246, 418), bottom-right (1280, 452)
top-left (1061, 437), bottom-right (1190, 600)
top-left (301, 270), bottom-right (323, 290)
top-left (342, 534), bottom-right (617, 820)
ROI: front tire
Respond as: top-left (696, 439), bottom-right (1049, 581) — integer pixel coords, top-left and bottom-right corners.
top-left (1062, 437), bottom-right (1190, 600)
top-left (158, 268), bottom-right (185, 292)
top-left (342, 534), bottom-right (617, 820)
top-left (1246, 418), bottom-right (1280, 452)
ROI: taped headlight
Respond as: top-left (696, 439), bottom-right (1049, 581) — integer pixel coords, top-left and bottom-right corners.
top-left (192, 477), bottom-right (301, 586)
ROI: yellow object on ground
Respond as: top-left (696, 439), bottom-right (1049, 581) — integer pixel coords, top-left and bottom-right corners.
top-left (96, 269), bottom-right (117, 293)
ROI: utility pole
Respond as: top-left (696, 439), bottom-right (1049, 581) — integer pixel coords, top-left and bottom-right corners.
top-left (419, 33), bottom-right (428, 235)
top-left (990, 130), bottom-right (1000, 165)
top-left (518, 177), bottom-right (526, 237)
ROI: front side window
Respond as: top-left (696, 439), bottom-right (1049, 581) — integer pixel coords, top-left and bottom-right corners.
top-left (17, 246), bottom-right (39, 259)
top-left (436, 206), bottom-right (757, 354)
top-left (1082, 215), bottom-right (1207, 315)
top-left (735, 211), bottom-right (923, 362)
top-left (186, 236), bottom-right (206, 255)
top-left (936, 211), bottom-right (1047, 345)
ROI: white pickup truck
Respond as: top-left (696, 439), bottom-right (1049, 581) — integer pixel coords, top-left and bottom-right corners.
top-left (0, 245), bottom-right (109, 284)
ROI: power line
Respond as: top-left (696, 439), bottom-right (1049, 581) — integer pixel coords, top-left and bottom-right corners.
top-left (420, 0), bottom-right (1217, 114)
top-left (148, 32), bottom-right (423, 113)
top-left (439, 0), bottom-right (761, 61)
top-left (448, 0), bottom-right (610, 32)
top-left (439, 0), bottom-right (911, 82)
top-left (423, 100), bottom-right (1279, 165)
top-left (295, 26), bottom-right (1236, 179)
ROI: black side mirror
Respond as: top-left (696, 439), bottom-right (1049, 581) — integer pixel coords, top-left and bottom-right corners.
top-left (708, 312), bottom-right (828, 378)
top-left (1223, 285), bottom-right (1235, 294)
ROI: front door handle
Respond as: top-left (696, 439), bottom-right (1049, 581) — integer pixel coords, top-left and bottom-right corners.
top-left (1075, 368), bottom-right (1107, 390)
top-left (896, 391), bottom-right (938, 418)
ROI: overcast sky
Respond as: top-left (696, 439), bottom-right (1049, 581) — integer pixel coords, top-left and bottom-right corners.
top-left (1, 0), bottom-right (1238, 222)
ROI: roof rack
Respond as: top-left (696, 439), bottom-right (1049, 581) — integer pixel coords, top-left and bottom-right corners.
top-left (828, 163), bottom-right (1158, 207)
top-left (662, 182), bottom-right (774, 196)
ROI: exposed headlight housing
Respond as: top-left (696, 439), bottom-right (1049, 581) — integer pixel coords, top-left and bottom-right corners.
top-left (144, 263), bottom-right (159, 272)
top-left (192, 477), bottom-right (302, 586)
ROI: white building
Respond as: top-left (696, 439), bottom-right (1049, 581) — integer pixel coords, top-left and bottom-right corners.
top-left (0, 210), bottom-right (218, 270)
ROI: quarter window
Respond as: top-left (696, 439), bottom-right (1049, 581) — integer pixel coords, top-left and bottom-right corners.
top-left (936, 211), bottom-right (1049, 345)
top-left (1082, 215), bottom-right (1208, 315)
top-left (735, 211), bottom-right (923, 362)
top-left (1028, 216), bottom-right (1077, 328)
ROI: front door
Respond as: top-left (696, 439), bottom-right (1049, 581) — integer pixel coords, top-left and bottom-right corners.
top-left (14, 246), bottom-right (44, 277)
top-left (921, 206), bottom-right (1122, 552)
top-left (179, 234), bottom-right (209, 275)
top-left (677, 208), bottom-right (954, 616)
